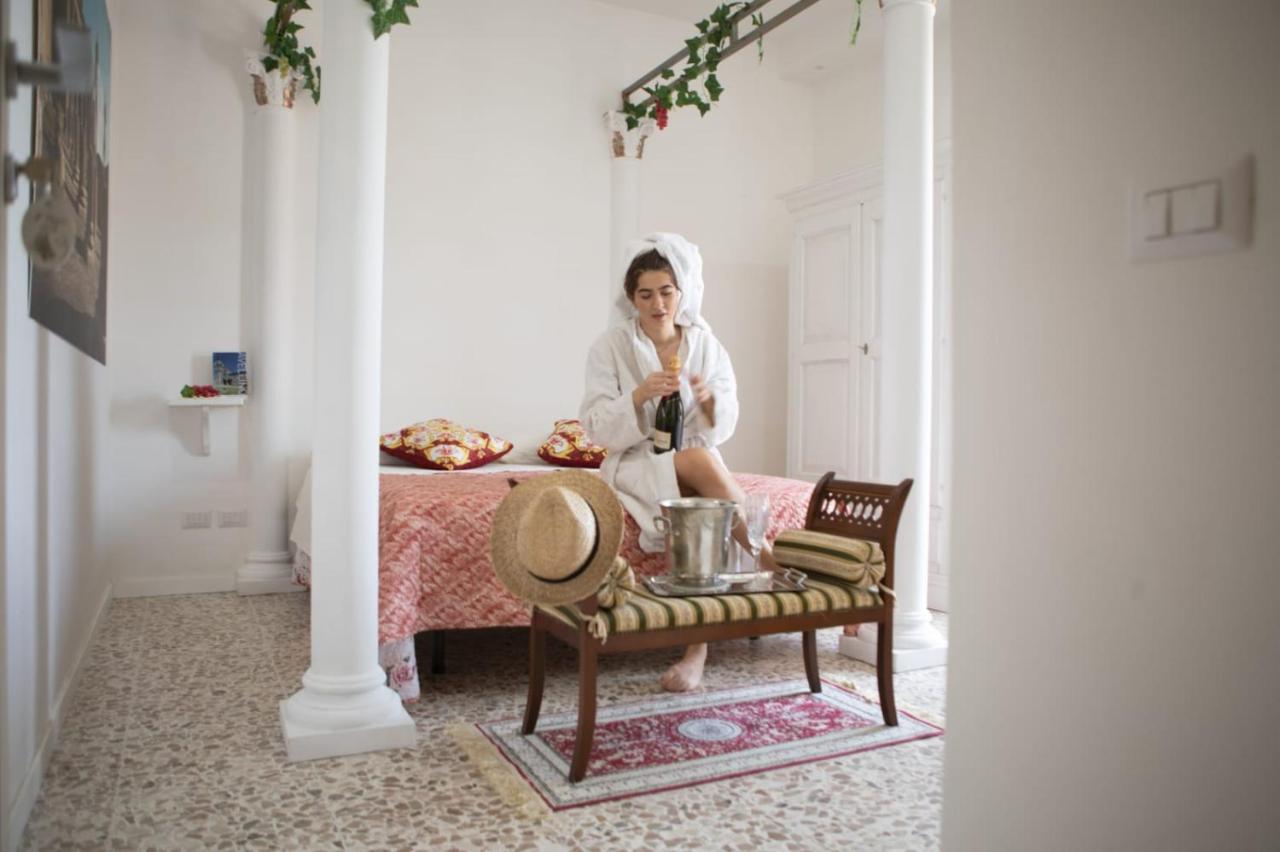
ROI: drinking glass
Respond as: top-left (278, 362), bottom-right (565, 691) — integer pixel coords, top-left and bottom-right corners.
top-left (743, 493), bottom-right (770, 571)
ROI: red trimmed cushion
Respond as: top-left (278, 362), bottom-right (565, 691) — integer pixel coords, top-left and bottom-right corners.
top-left (379, 418), bottom-right (512, 471)
top-left (537, 419), bottom-right (607, 469)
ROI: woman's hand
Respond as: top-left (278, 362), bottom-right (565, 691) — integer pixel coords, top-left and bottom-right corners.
top-left (690, 374), bottom-right (716, 426)
top-left (633, 370), bottom-right (681, 407)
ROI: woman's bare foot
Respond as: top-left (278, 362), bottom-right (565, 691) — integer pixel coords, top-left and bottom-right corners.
top-left (661, 643), bottom-right (707, 692)
top-left (843, 624), bottom-right (859, 637)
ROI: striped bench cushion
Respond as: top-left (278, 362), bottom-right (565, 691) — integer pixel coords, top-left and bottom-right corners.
top-left (772, 529), bottom-right (885, 589)
top-left (539, 575), bottom-right (881, 636)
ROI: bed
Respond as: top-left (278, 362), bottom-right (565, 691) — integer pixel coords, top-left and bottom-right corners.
top-left (291, 461), bottom-right (815, 701)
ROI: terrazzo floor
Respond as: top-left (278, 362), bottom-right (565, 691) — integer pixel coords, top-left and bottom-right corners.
top-left (22, 593), bottom-right (948, 851)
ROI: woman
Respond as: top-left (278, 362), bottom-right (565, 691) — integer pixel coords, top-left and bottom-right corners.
top-left (579, 233), bottom-right (779, 692)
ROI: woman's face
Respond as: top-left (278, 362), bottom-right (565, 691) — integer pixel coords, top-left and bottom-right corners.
top-left (631, 270), bottom-right (681, 338)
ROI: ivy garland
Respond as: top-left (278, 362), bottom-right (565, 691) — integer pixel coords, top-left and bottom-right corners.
top-left (260, 0), bottom-right (418, 106)
top-left (261, 1), bottom-right (320, 103)
top-left (622, 0), bottom-right (863, 132)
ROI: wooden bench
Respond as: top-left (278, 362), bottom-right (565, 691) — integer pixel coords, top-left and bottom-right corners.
top-left (521, 472), bottom-right (913, 782)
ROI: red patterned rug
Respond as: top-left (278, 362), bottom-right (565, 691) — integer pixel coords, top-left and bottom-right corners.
top-left (473, 679), bottom-right (943, 810)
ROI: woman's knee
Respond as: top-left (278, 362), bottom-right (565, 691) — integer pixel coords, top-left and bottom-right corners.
top-left (673, 447), bottom-right (715, 482)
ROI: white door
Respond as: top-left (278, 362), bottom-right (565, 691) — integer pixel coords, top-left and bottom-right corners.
top-left (856, 197), bottom-right (884, 482)
top-left (784, 159), bottom-right (952, 609)
top-left (787, 201), bottom-right (880, 483)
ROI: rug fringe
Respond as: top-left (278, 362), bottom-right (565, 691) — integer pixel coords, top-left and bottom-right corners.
top-left (827, 677), bottom-right (947, 729)
top-left (446, 723), bottom-right (555, 822)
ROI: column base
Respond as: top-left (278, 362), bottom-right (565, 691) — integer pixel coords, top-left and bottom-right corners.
top-left (237, 551), bottom-right (304, 596)
top-left (280, 682), bottom-right (415, 762)
top-left (840, 617), bottom-right (948, 672)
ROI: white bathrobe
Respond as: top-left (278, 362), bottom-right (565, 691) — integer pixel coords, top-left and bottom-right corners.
top-left (579, 233), bottom-right (740, 552)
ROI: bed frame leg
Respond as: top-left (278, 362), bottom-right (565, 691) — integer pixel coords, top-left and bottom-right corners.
top-left (568, 638), bottom-right (598, 783)
top-left (521, 617), bottom-right (547, 735)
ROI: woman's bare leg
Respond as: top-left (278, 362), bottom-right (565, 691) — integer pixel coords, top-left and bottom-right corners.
top-left (658, 449), bottom-right (780, 693)
top-left (673, 448), bottom-right (781, 571)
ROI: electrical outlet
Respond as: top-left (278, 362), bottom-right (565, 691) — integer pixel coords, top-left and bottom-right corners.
top-left (181, 511), bottom-right (212, 529)
top-left (217, 509), bottom-right (249, 528)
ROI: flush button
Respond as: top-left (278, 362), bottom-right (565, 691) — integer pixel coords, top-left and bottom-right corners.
top-left (1142, 190), bottom-right (1171, 240)
top-left (1171, 180), bottom-right (1220, 235)
top-left (1129, 155), bottom-right (1253, 262)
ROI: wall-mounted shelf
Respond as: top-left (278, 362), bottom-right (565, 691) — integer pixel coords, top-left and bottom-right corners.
top-left (169, 396), bottom-right (246, 455)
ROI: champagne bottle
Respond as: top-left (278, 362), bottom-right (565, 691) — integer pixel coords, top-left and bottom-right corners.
top-left (654, 355), bottom-right (684, 454)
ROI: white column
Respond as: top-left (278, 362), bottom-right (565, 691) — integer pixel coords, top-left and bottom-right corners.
top-left (238, 60), bottom-right (303, 596)
top-left (280, 0), bottom-right (415, 761)
top-left (605, 112), bottom-right (654, 305)
top-left (840, 0), bottom-right (948, 671)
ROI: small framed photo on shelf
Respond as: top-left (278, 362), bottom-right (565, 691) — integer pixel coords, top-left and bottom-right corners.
top-left (212, 351), bottom-right (248, 395)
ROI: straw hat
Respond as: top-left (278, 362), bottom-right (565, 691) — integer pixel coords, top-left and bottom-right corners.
top-left (490, 471), bottom-right (624, 606)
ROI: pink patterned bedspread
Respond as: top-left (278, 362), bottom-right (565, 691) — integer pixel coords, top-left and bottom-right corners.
top-left (293, 469), bottom-right (816, 700)
top-left (376, 470), bottom-right (814, 643)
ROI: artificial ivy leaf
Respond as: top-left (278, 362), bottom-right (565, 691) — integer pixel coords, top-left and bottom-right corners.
top-left (262, 55), bottom-right (279, 72)
top-left (705, 74), bottom-right (723, 101)
top-left (661, 69), bottom-right (675, 79)
top-left (695, 101), bottom-right (711, 116)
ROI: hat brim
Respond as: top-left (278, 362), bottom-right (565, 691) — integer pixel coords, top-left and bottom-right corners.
top-left (490, 470), bottom-right (624, 607)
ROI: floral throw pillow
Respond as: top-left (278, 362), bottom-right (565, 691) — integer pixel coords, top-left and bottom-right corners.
top-left (379, 418), bottom-right (513, 470)
top-left (537, 419), bottom-right (607, 469)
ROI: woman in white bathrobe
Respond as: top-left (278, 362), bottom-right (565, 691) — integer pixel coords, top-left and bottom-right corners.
top-left (580, 233), bottom-right (779, 692)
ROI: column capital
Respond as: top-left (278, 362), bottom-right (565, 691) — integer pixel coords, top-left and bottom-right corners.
top-left (605, 111), bottom-right (656, 160)
top-left (246, 54), bottom-right (302, 108)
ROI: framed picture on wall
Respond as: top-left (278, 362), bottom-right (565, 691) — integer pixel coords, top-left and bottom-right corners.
top-left (29, 0), bottom-right (111, 364)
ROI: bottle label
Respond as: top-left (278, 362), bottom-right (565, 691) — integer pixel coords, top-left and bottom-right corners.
top-left (654, 430), bottom-right (672, 451)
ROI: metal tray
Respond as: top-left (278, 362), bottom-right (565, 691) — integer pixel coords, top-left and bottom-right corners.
top-left (643, 569), bottom-right (808, 597)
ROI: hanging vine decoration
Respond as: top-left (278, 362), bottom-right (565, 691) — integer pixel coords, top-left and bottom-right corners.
top-left (621, 2), bottom-right (746, 131)
top-left (258, 0), bottom-right (417, 105)
top-left (849, 0), bottom-right (863, 45)
top-left (365, 0), bottom-right (419, 39)
top-left (622, 0), bottom-right (864, 132)
top-left (261, 0), bottom-right (321, 104)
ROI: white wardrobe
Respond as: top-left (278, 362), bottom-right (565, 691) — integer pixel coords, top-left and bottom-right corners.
top-left (782, 148), bottom-right (953, 611)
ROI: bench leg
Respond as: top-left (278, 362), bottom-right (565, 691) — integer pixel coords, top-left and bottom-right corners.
top-left (802, 630), bottom-right (822, 693)
top-left (876, 612), bottom-right (898, 726)
top-left (569, 639), bottom-right (599, 783)
top-left (521, 616), bottom-right (547, 735)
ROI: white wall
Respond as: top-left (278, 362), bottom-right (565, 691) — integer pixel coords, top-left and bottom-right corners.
top-left (381, 0), bottom-right (810, 475)
top-left (106, 0), bottom-right (812, 593)
top-left (810, 15), bottom-right (951, 182)
top-left (105, 0), bottom-right (319, 595)
top-left (943, 1), bottom-right (1280, 848)
top-left (1, 0), bottom-right (112, 846)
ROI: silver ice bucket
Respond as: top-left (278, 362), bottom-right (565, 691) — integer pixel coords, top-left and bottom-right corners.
top-left (653, 498), bottom-right (738, 586)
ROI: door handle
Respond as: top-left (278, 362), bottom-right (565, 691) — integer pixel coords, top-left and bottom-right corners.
top-left (859, 343), bottom-right (869, 355)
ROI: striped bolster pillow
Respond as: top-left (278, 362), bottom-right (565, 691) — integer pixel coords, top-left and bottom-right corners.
top-left (772, 529), bottom-right (885, 589)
